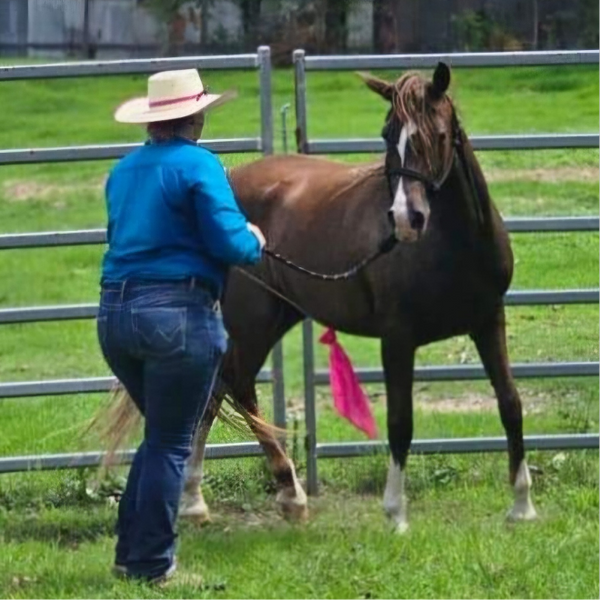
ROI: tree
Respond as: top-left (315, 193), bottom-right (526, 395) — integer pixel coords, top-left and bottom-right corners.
top-left (238, 0), bottom-right (262, 49)
top-left (323, 0), bottom-right (348, 53)
top-left (373, 0), bottom-right (397, 53)
top-left (140, 0), bottom-right (196, 55)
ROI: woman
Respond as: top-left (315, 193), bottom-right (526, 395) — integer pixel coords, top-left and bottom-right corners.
top-left (97, 69), bottom-right (265, 584)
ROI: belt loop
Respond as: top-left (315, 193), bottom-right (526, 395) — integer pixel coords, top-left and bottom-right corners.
top-left (120, 280), bottom-right (126, 302)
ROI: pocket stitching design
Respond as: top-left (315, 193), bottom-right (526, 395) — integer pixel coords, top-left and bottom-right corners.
top-left (132, 307), bottom-right (187, 358)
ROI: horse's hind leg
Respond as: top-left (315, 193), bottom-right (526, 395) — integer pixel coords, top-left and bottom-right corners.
top-left (180, 393), bottom-right (221, 524)
top-left (381, 336), bottom-right (415, 534)
top-left (471, 307), bottom-right (537, 521)
top-left (229, 334), bottom-right (308, 521)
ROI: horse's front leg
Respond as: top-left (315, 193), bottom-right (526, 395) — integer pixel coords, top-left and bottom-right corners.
top-left (471, 307), bottom-right (537, 521)
top-left (179, 395), bottom-right (221, 524)
top-left (381, 336), bottom-right (416, 534)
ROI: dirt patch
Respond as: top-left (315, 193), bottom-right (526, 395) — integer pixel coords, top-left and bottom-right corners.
top-left (308, 389), bottom-right (546, 416)
top-left (2, 178), bottom-right (105, 202)
top-left (486, 166), bottom-right (598, 183)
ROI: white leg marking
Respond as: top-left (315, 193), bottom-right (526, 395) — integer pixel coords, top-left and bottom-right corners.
top-left (180, 437), bottom-right (211, 523)
top-left (507, 459), bottom-right (537, 522)
top-left (383, 458), bottom-right (409, 534)
top-left (276, 459), bottom-right (308, 521)
top-left (179, 482), bottom-right (210, 523)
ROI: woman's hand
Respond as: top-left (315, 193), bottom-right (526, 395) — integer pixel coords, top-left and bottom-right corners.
top-left (247, 223), bottom-right (266, 250)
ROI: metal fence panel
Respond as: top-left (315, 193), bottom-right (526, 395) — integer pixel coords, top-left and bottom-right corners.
top-left (294, 49), bottom-right (600, 495)
top-left (0, 48), bottom-right (285, 473)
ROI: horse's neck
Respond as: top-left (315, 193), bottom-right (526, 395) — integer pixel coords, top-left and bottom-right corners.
top-left (449, 135), bottom-right (513, 294)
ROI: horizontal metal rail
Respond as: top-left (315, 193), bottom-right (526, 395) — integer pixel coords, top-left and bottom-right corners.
top-left (0, 54), bottom-right (260, 81)
top-left (316, 433), bottom-right (599, 458)
top-left (0, 304), bottom-right (98, 324)
top-left (504, 289), bottom-right (599, 305)
top-left (0, 218), bottom-right (597, 253)
top-left (0, 442), bottom-right (264, 473)
top-left (306, 133), bottom-right (599, 154)
top-left (314, 362), bottom-right (599, 385)
top-left (1, 289), bottom-right (597, 326)
top-left (505, 216), bottom-right (599, 232)
top-left (0, 138), bottom-right (261, 165)
top-left (1, 433), bottom-right (596, 474)
top-left (0, 229), bottom-right (106, 249)
top-left (0, 371), bottom-right (274, 399)
top-left (303, 50), bottom-right (600, 70)
top-left (2, 361), bottom-right (592, 400)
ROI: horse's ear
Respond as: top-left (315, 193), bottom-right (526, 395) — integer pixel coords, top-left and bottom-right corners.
top-left (429, 62), bottom-right (451, 99)
top-left (357, 72), bottom-right (394, 102)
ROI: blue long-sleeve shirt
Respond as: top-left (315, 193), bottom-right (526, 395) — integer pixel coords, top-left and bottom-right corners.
top-left (101, 137), bottom-right (261, 295)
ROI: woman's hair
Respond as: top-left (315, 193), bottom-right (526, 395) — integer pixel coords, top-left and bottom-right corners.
top-left (147, 112), bottom-right (204, 142)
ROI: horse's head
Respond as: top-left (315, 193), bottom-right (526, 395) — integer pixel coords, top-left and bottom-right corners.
top-left (361, 63), bottom-right (456, 242)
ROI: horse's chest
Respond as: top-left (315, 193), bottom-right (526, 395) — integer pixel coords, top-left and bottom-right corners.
top-left (389, 246), bottom-right (500, 342)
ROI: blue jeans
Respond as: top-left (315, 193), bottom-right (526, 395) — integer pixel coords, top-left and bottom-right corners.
top-left (97, 279), bottom-right (227, 580)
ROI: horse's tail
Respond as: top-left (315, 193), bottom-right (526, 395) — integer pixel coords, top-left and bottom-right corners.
top-left (87, 380), bottom-right (286, 473)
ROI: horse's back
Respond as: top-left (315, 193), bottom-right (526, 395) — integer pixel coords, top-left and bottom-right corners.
top-left (230, 155), bottom-right (382, 210)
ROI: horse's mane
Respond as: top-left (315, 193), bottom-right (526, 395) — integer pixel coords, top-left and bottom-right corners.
top-left (392, 72), bottom-right (452, 177)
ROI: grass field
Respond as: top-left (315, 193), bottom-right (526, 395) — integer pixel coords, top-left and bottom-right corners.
top-left (0, 61), bottom-right (598, 599)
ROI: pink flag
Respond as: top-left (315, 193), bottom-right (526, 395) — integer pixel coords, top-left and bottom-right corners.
top-left (319, 328), bottom-right (378, 439)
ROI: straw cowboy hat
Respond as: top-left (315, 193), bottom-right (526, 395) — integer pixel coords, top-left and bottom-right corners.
top-left (115, 68), bottom-right (233, 124)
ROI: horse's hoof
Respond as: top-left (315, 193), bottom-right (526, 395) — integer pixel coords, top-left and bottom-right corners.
top-left (277, 492), bottom-right (309, 522)
top-left (280, 501), bottom-right (309, 522)
top-left (394, 520), bottom-right (409, 534)
top-left (506, 501), bottom-right (537, 522)
top-left (179, 497), bottom-right (211, 525)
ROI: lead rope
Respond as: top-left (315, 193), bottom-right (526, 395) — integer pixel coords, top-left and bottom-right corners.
top-left (261, 233), bottom-right (397, 282)
top-left (232, 267), bottom-right (309, 316)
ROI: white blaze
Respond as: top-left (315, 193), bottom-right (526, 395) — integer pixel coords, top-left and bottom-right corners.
top-left (391, 120), bottom-right (416, 221)
top-left (383, 458), bottom-right (409, 533)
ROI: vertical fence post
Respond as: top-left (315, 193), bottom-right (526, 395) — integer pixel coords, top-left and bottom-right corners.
top-left (293, 49), bottom-right (308, 153)
top-left (257, 45), bottom-right (285, 438)
top-left (258, 45), bottom-right (274, 155)
top-left (303, 319), bottom-right (318, 495)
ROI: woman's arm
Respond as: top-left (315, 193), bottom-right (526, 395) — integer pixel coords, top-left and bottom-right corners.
top-left (188, 152), bottom-right (264, 265)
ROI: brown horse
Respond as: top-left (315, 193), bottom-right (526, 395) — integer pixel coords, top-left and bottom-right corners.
top-left (111, 63), bottom-right (537, 531)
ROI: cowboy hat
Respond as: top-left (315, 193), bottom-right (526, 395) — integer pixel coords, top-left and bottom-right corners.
top-left (114, 68), bottom-right (233, 124)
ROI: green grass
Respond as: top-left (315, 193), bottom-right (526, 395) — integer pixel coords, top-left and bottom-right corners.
top-left (0, 60), bottom-right (598, 598)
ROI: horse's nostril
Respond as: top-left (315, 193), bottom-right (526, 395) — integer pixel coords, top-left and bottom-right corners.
top-left (387, 210), bottom-right (395, 228)
top-left (409, 209), bottom-right (426, 232)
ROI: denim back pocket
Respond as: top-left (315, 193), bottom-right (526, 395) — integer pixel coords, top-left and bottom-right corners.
top-left (132, 307), bottom-right (187, 359)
